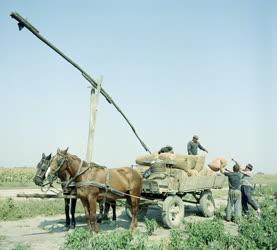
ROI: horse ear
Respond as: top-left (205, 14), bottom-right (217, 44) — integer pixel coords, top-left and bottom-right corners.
top-left (42, 153), bottom-right (46, 159)
top-left (64, 147), bottom-right (69, 154)
top-left (46, 153), bottom-right (52, 160)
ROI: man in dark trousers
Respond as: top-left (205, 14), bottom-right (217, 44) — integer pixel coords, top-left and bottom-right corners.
top-left (220, 163), bottom-right (242, 221)
top-left (187, 135), bottom-right (208, 155)
top-left (240, 164), bottom-right (261, 216)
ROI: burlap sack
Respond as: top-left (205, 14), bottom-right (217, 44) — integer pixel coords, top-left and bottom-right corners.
top-left (194, 155), bottom-right (206, 172)
top-left (135, 152), bottom-right (159, 166)
top-left (198, 167), bottom-right (208, 176)
top-left (208, 158), bottom-right (228, 172)
top-left (136, 153), bottom-right (205, 173)
top-left (198, 167), bottom-right (216, 176)
top-left (158, 152), bottom-right (175, 162)
top-left (166, 168), bottom-right (188, 180)
top-left (206, 168), bottom-right (216, 176)
top-left (171, 155), bottom-right (205, 172)
top-left (187, 169), bottom-right (199, 176)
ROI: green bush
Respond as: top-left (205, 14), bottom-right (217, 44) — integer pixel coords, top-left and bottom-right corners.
top-left (145, 218), bottom-right (158, 236)
top-left (239, 197), bottom-right (277, 249)
top-left (63, 229), bottom-right (149, 250)
top-left (12, 243), bottom-right (30, 250)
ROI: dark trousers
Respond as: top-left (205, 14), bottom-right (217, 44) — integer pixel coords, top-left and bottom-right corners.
top-left (241, 185), bottom-right (259, 213)
top-left (226, 189), bottom-right (241, 221)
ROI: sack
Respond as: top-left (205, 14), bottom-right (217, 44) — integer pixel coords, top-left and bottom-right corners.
top-left (187, 169), bottom-right (199, 176)
top-left (136, 153), bottom-right (159, 166)
top-left (158, 152), bottom-right (175, 161)
top-left (198, 167), bottom-right (216, 176)
top-left (208, 158), bottom-right (228, 172)
top-left (166, 168), bottom-right (188, 181)
top-left (172, 155), bottom-right (205, 172)
top-left (136, 153), bottom-right (205, 173)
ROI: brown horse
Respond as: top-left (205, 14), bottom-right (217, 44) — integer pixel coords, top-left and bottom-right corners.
top-left (47, 147), bottom-right (142, 233)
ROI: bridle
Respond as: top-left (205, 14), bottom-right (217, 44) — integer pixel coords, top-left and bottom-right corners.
top-left (47, 153), bottom-right (68, 184)
top-left (47, 153), bottom-right (94, 189)
top-left (34, 159), bottom-right (51, 182)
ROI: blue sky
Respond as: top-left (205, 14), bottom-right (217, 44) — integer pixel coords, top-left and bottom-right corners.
top-left (0, 1), bottom-right (275, 173)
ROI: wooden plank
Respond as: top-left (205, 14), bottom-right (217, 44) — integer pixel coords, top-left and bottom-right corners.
top-left (16, 193), bottom-right (77, 199)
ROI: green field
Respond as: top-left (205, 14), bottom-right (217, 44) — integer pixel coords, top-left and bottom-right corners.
top-left (0, 167), bottom-right (36, 187)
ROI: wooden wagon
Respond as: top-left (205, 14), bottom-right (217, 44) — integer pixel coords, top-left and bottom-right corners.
top-left (126, 169), bottom-right (226, 228)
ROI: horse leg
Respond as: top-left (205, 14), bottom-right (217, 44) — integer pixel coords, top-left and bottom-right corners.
top-left (88, 195), bottom-right (99, 233)
top-left (64, 198), bottom-right (70, 230)
top-left (97, 200), bottom-right (104, 223)
top-left (80, 198), bottom-right (91, 230)
top-left (129, 196), bottom-right (140, 230)
top-left (70, 198), bottom-right (77, 229)
top-left (103, 201), bottom-right (111, 220)
top-left (111, 201), bottom-right (117, 221)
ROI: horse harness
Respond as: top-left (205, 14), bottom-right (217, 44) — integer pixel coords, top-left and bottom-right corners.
top-left (52, 155), bottom-right (128, 198)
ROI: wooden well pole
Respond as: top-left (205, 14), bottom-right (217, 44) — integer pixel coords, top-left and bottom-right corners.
top-left (86, 76), bottom-right (102, 163)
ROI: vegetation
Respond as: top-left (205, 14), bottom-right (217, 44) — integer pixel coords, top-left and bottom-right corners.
top-left (12, 243), bottom-right (31, 250)
top-left (0, 198), bottom-right (84, 221)
top-left (0, 167), bottom-right (36, 187)
top-left (144, 218), bottom-right (158, 236)
top-left (62, 185), bottom-right (276, 250)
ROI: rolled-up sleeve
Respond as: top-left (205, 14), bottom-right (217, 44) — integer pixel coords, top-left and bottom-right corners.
top-left (198, 143), bottom-right (207, 152)
top-left (187, 142), bottom-right (192, 155)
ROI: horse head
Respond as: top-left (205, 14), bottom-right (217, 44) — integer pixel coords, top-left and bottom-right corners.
top-left (33, 153), bottom-right (52, 186)
top-left (46, 147), bottom-right (69, 184)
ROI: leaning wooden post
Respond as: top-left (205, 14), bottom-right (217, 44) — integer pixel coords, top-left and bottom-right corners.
top-left (86, 76), bottom-right (102, 163)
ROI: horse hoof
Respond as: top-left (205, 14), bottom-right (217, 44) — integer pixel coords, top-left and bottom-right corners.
top-left (102, 217), bottom-right (109, 222)
top-left (64, 225), bottom-right (70, 231)
top-left (70, 223), bottom-right (76, 229)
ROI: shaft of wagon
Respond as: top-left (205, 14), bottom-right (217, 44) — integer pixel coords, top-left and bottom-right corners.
top-left (10, 11), bottom-right (151, 154)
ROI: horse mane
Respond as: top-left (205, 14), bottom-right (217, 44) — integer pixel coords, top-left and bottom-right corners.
top-left (67, 153), bottom-right (106, 169)
top-left (88, 162), bottom-right (107, 169)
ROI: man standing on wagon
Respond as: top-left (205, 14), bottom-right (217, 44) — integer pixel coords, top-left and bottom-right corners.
top-left (187, 135), bottom-right (208, 155)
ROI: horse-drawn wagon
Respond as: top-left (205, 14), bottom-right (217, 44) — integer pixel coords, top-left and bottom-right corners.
top-left (126, 161), bottom-right (226, 228)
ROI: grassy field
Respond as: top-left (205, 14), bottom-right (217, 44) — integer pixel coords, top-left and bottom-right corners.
top-left (0, 167), bottom-right (36, 187)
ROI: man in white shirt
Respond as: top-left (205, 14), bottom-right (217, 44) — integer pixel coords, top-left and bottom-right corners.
top-left (240, 164), bottom-right (261, 216)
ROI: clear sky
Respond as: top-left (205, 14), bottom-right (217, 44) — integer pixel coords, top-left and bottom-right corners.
top-left (0, 1), bottom-right (275, 173)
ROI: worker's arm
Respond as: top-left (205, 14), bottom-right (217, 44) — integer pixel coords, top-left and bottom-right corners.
top-left (240, 169), bottom-right (252, 177)
top-left (220, 168), bottom-right (231, 175)
top-left (187, 142), bottom-right (192, 155)
top-left (198, 143), bottom-right (208, 153)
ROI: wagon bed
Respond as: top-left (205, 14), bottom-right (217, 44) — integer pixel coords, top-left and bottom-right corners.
top-left (126, 173), bottom-right (226, 228)
top-left (142, 175), bottom-right (225, 194)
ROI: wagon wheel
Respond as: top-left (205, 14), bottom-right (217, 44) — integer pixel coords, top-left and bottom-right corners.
top-left (162, 195), bottom-right (184, 228)
top-left (125, 202), bottom-right (148, 221)
top-left (200, 190), bottom-right (215, 217)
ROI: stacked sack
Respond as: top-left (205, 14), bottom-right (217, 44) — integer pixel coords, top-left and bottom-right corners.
top-left (135, 153), bottom-right (227, 178)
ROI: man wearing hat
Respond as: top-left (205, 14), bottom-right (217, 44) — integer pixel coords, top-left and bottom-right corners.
top-left (240, 164), bottom-right (261, 215)
top-left (187, 135), bottom-right (208, 155)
